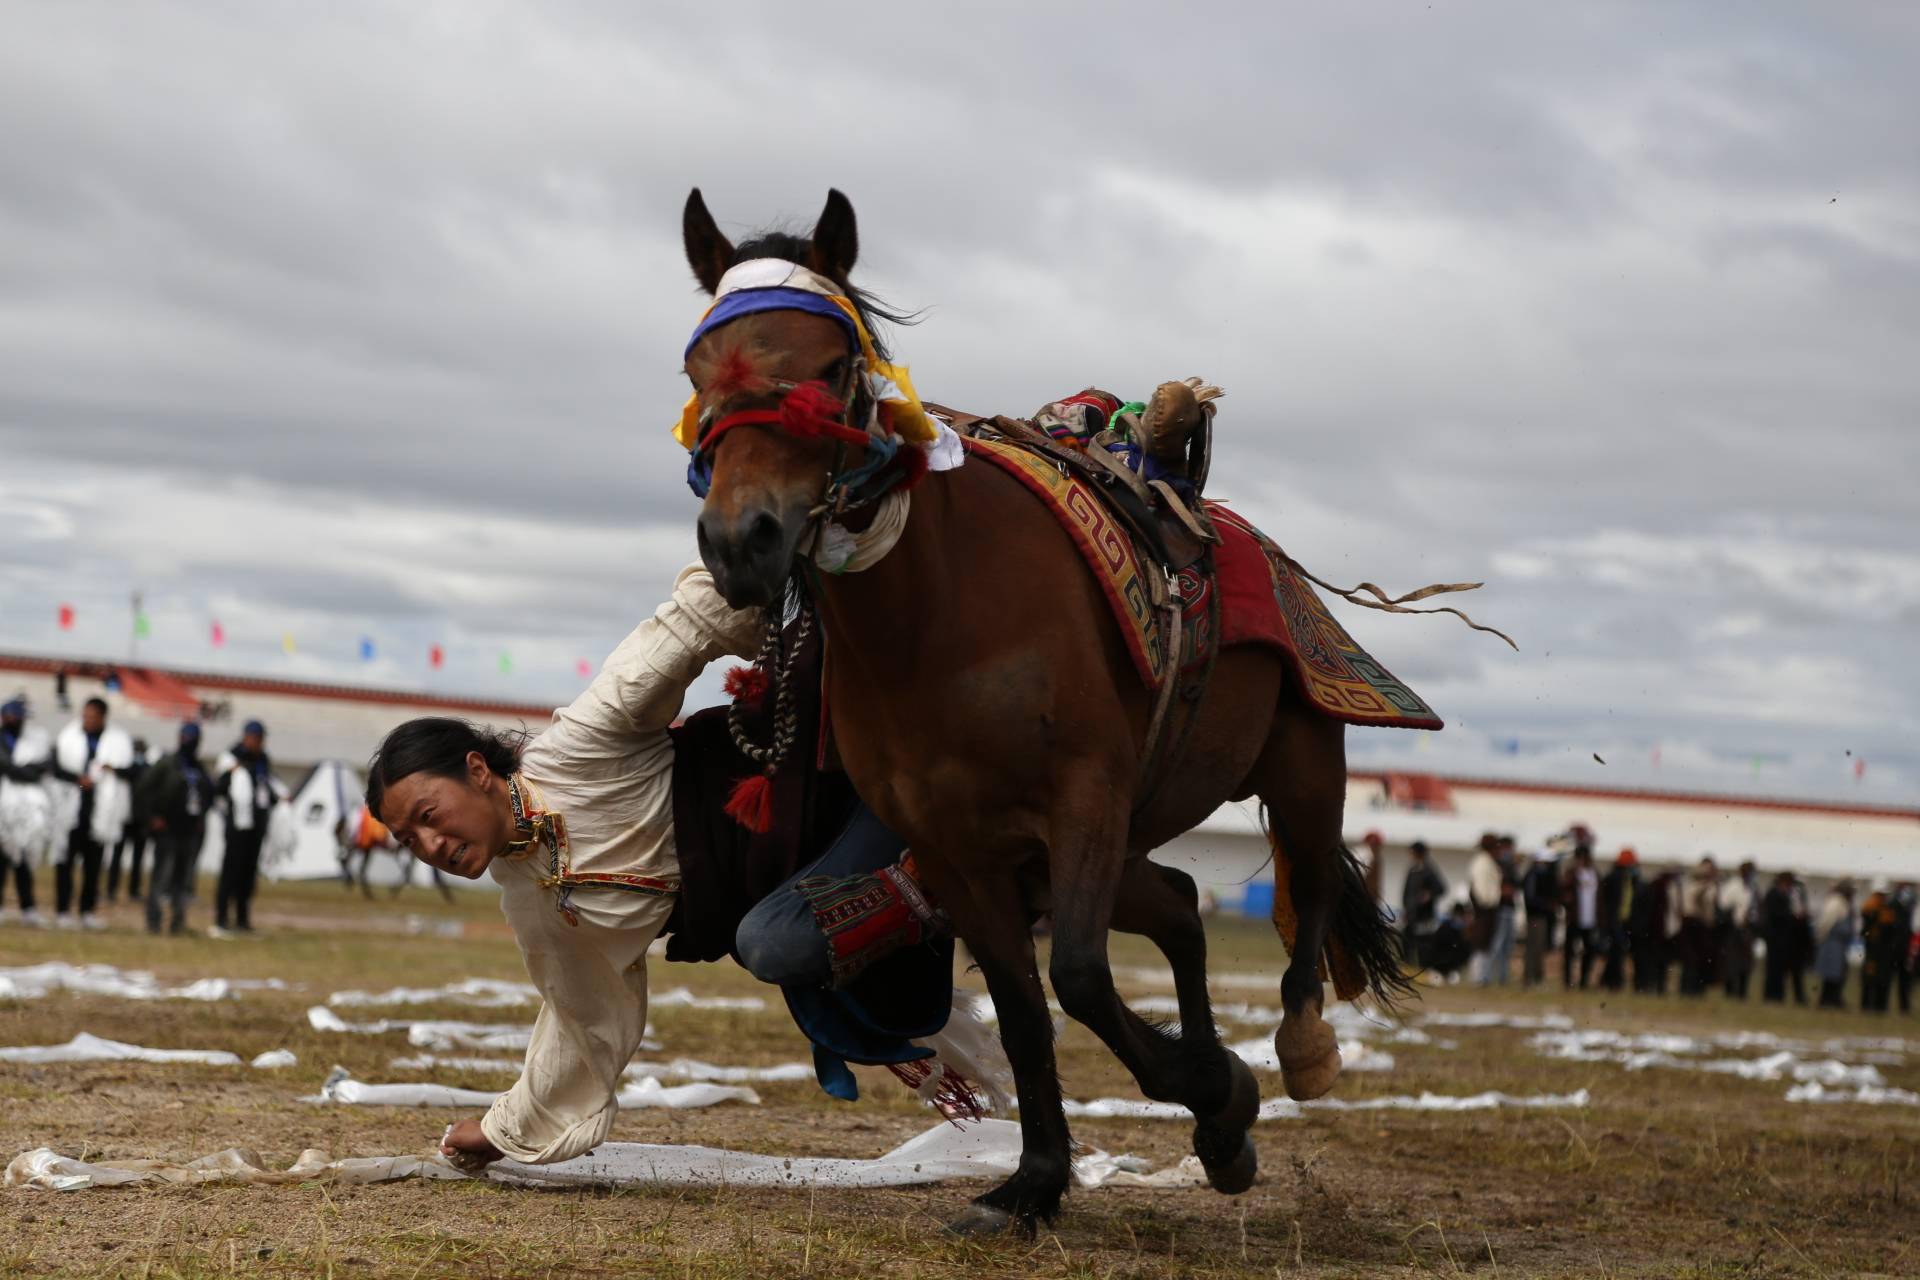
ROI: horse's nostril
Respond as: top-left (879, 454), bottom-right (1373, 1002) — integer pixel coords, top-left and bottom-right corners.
top-left (745, 511), bottom-right (783, 556)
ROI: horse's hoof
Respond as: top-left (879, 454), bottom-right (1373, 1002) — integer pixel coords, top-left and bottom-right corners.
top-left (945, 1204), bottom-right (1021, 1238)
top-left (1202, 1133), bottom-right (1258, 1195)
top-left (1192, 1051), bottom-right (1260, 1194)
top-left (1275, 1006), bottom-right (1343, 1101)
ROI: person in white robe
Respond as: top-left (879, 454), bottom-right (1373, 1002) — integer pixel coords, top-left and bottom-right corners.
top-left (49, 697), bottom-right (133, 929)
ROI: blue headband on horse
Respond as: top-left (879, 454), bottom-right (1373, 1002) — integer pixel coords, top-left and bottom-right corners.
top-left (683, 288), bottom-right (858, 361)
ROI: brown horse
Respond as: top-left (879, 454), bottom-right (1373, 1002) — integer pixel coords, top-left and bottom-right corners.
top-left (683, 189), bottom-right (1407, 1235)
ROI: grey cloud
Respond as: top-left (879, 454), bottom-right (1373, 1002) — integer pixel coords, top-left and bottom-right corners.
top-left (1, 3), bottom-right (1914, 803)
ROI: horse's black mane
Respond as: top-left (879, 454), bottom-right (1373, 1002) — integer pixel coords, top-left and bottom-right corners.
top-left (733, 230), bottom-right (918, 363)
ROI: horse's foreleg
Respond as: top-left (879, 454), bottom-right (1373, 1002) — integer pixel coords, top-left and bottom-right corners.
top-left (1109, 858), bottom-right (1260, 1193)
top-left (934, 867), bottom-right (1072, 1236)
top-left (1251, 692), bottom-right (1350, 1102)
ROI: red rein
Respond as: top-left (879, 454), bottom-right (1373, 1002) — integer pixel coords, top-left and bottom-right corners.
top-left (699, 381), bottom-right (869, 456)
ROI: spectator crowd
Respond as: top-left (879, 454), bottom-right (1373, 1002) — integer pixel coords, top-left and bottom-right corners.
top-left (1378, 826), bottom-right (1917, 1014)
top-left (1, 693), bottom-right (288, 937)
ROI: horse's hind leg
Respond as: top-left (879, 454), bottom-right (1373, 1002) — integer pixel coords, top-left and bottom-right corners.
top-left (1110, 857), bottom-right (1260, 1193)
top-left (1248, 687), bottom-right (1350, 1101)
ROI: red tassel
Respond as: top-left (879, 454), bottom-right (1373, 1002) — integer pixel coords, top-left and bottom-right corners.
top-left (722, 664), bottom-right (769, 710)
top-left (724, 773), bottom-right (776, 834)
top-left (780, 381), bottom-right (847, 437)
top-left (896, 440), bottom-right (930, 491)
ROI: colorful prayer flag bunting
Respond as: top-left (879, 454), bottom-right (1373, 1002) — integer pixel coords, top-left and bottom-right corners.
top-left (210, 620), bottom-right (225, 648)
top-left (57, 604), bottom-right (74, 630)
top-left (429, 644), bottom-right (445, 670)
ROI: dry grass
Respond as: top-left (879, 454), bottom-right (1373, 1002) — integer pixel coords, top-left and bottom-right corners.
top-left (1, 878), bottom-right (1916, 1277)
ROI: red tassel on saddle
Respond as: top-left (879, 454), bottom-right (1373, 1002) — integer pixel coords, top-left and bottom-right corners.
top-left (724, 773), bottom-right (776, 834)
top-left (722, 664), bottom-right (769, 711)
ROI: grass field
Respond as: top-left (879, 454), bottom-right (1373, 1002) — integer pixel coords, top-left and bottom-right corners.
top-left (2, 878), bottom-right (1915, 1278)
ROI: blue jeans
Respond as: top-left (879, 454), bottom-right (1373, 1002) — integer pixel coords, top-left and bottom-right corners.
top-left (734, 805), bottom-right (906, 989)
top-left (1481, 908), bottom-right (1516, 986)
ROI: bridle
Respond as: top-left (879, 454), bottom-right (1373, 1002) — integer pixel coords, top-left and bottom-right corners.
top-left (685, 355), bottom-right (911, 522)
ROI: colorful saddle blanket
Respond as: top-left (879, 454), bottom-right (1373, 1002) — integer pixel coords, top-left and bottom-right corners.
top-left (964, 436), bottom-right (1443, 731)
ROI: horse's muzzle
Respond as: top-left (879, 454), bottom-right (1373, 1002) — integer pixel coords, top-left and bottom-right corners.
top-left (697, 504), bottom-right (803, 609)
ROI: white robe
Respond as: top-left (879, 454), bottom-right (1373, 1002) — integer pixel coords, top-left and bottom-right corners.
top-left (479, 564), bottom-right (760, 1164)
top-left (0, 725), bottom-right (55, 866)
top-left (52, 722), bottom-right (133, 847)
top-left (215, 751), bottom-right (289, 832)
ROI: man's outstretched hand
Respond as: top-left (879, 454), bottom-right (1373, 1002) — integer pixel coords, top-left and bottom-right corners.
top-left (440, 1118), bottom-right (504, 1173)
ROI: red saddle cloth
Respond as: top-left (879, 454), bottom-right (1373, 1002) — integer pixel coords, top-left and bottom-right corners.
top-left (961, 435), bottom-right (1441, 730)
top-left (1205, 504), bottom-right (1442, 730)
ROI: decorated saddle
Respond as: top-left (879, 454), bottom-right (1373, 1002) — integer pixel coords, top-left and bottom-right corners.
top-left (940, 384), bottom-right (1512, 733)
top-left (963, 432), bottom-right (1443, 730)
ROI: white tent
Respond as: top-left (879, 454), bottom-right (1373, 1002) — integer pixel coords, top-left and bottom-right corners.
top-left (266, 758), bottom-right (359, 882)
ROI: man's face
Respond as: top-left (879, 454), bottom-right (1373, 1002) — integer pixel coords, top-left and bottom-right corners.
top-left (377, 752), bottom-right (514, 880)
top-left (81, 705), bottom-right (106, 734)
top-left (242, 730), bottom-right (264, 753)
top-left (1, 712), bottom-right (21, 734)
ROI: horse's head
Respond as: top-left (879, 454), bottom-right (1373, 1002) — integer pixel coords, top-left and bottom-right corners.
top-left (682, 188), bottom-right (878, 609)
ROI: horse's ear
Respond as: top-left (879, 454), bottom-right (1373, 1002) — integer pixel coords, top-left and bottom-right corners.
top-left (807, 189), bottom-right (858, 280)
top-left (683, 188), bottom-right (736, 295)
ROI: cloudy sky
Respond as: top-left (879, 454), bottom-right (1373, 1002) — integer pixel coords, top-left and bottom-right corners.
top-left (2, 2), bottom-right (1914, 804)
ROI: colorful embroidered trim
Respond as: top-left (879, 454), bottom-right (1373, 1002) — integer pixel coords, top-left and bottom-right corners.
top-left (960, 440), bottom-right (1441, 730)
top-left (795, 867), bottom-right (929, 989)
top-left (509, 775), bottom-right (677, 926)
top-left (1209, 507), bottom-right (1444, 730)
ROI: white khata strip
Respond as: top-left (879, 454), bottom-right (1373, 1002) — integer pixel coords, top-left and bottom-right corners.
top-left (303, 1067), bottom-right (759, 1110)
top-left (0, 1034), bottom-right (242, 1067)
top-left (0, 1034), bottom-right (301, 1069)
top-left (323, 981), bottom-right (764, 1014)
top-left (7, 1120), bottom-right (1193, 1193)
top-left (1784, 1081), bottom-right (1920, 1107)
top-left (327, 979), bottom-right (537, 1008)
top-left (1530, 1030), bottom-right (1890, 1087)
top-left (387, 1053), bottom-right (815, 1083)
top-left (0, 962), bottom-right (288, 1002)
top-left (1063, 1089), bottom-right (1591, 1120)
top-left (306, 1006), bottom-right (660, 1053)
top-left (1417, 1012), bottom-right (1576, 1031)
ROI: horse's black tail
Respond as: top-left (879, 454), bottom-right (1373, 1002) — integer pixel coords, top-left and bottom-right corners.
top-left (1329, 842), bottom-right (1417, 1011)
